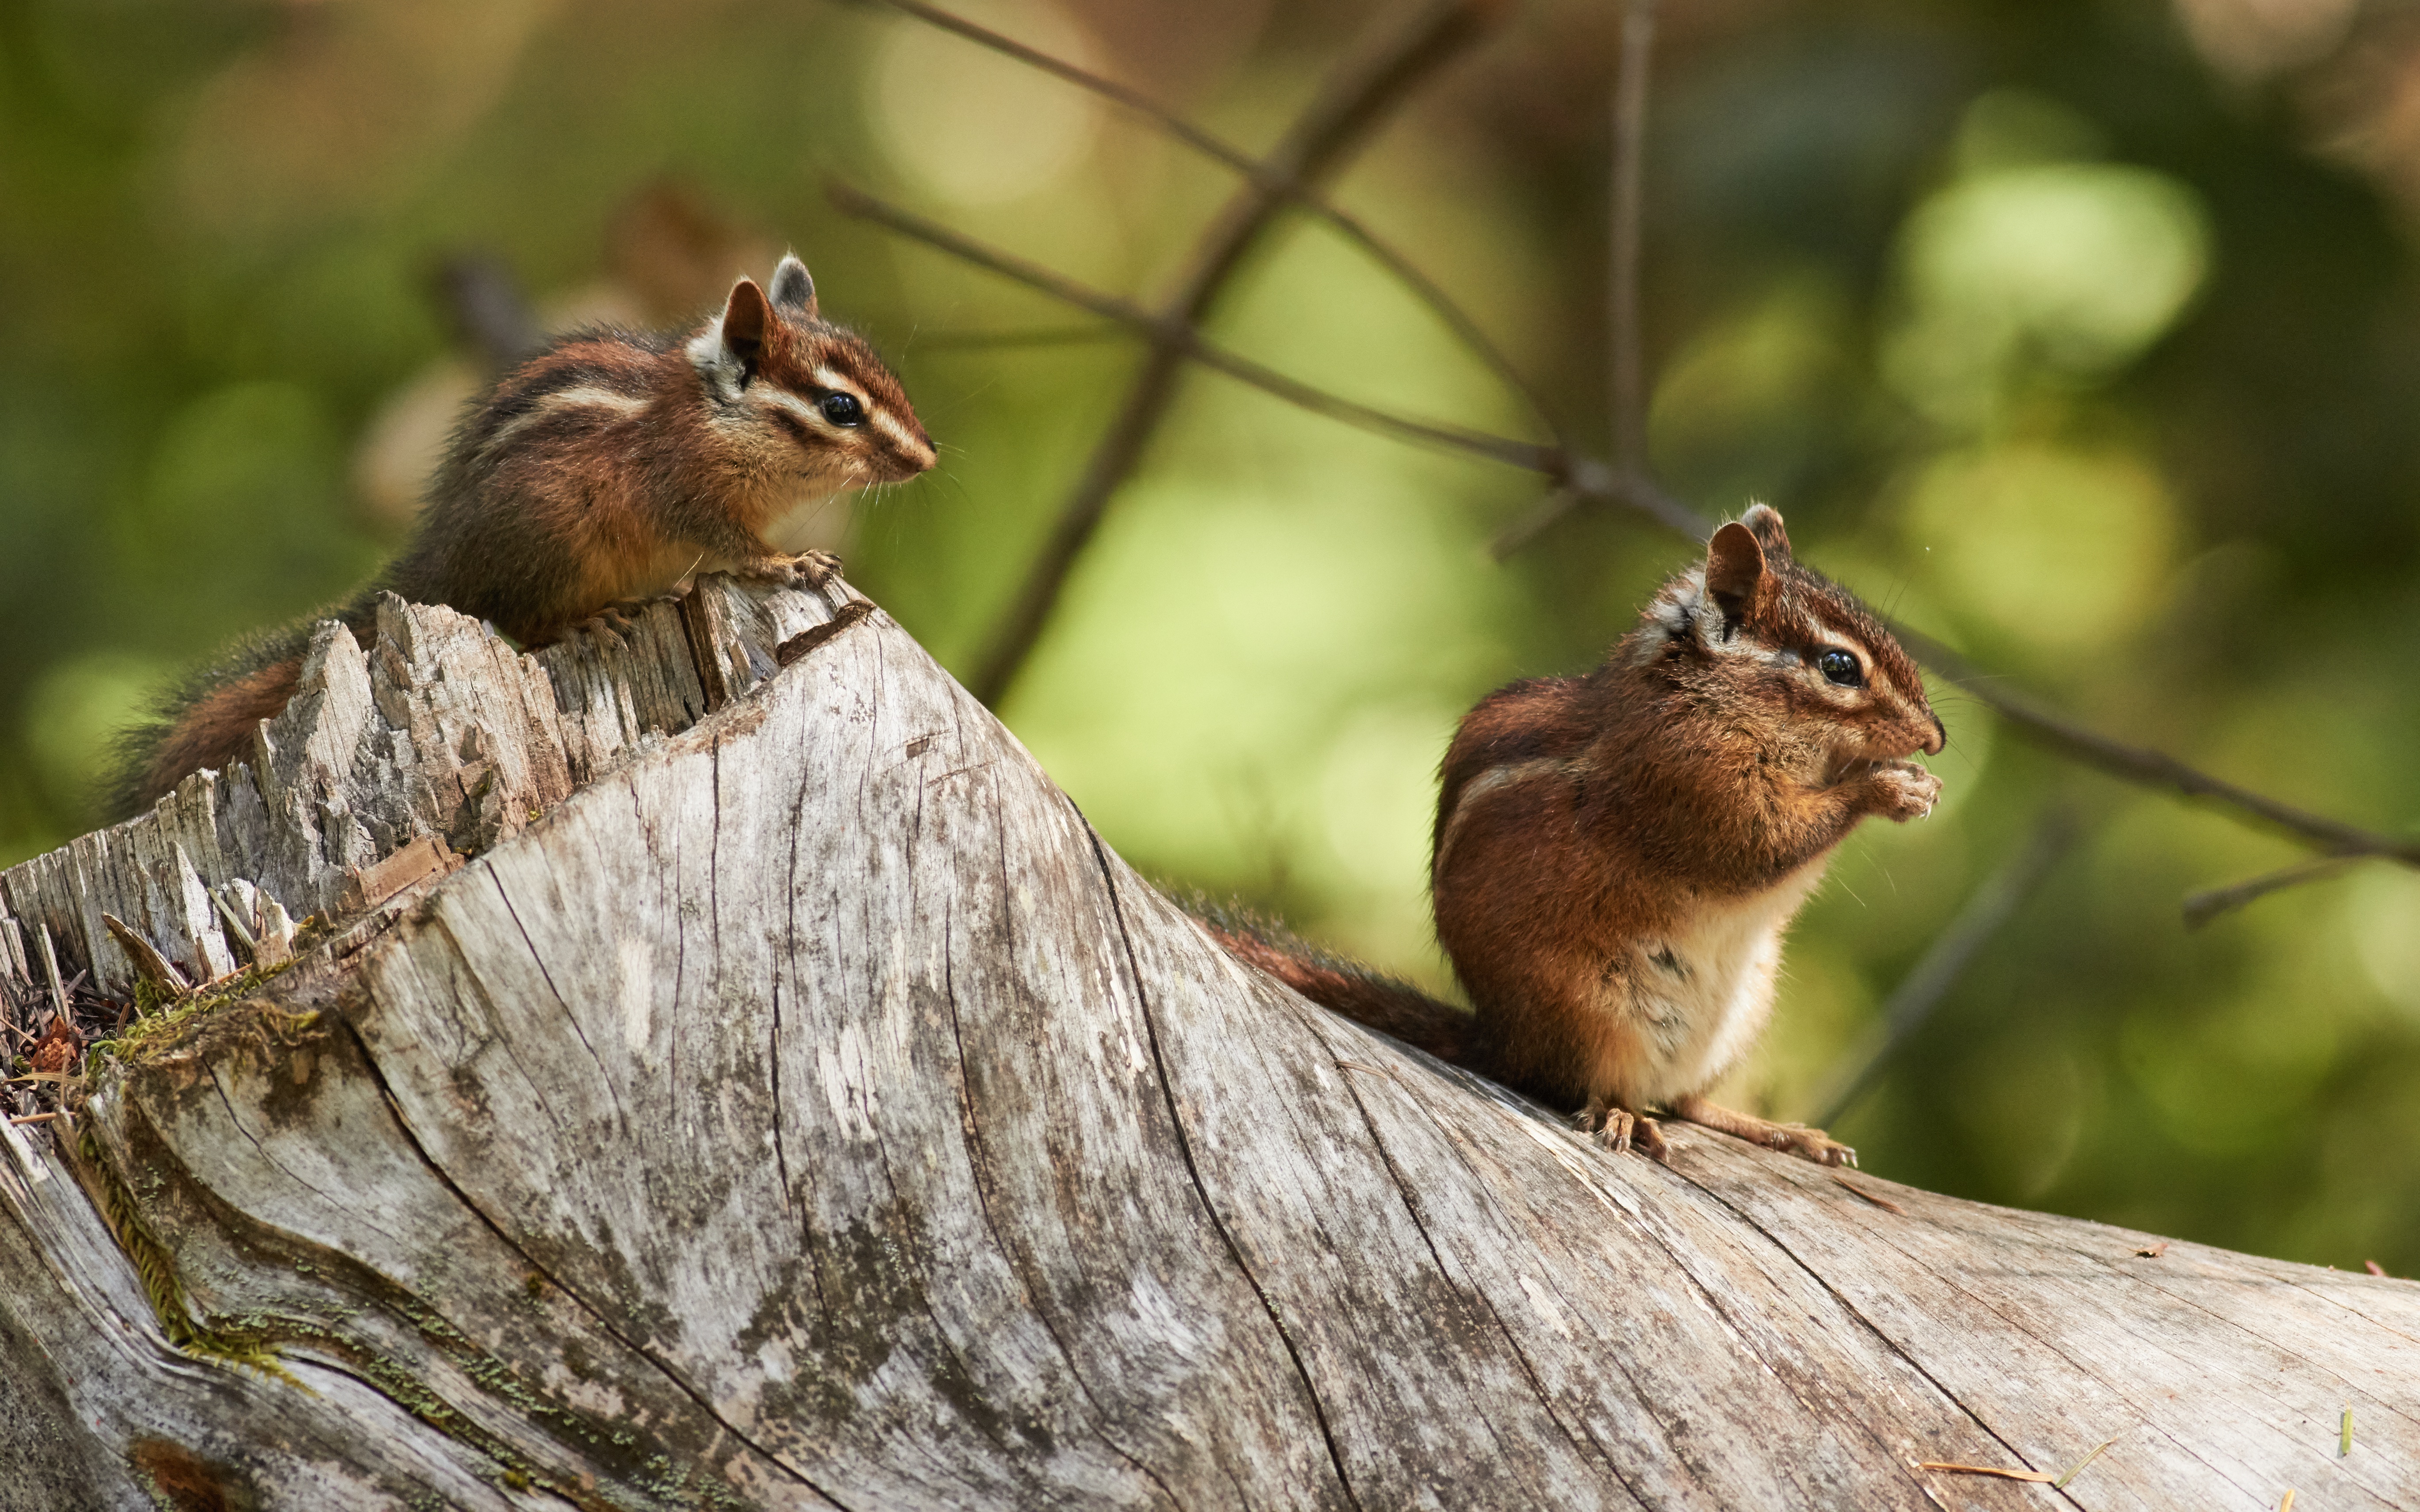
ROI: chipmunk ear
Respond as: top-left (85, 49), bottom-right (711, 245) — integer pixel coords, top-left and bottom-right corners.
top-left (1704, 521), bottom-right (1769, 626)
top-left (1739, 502), bottom-right (1793, 563)
top-left (768, 254), bottom-right (817, 318)
top-left (719, 277), bottom-right (770, 365)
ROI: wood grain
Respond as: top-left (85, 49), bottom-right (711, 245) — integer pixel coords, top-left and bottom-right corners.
top-left (1, 575), bottom-right (2412, 1509)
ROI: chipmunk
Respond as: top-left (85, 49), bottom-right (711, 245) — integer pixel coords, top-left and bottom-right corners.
top-left (114, 254), bottom-right (934, 817)
top-left (1207, 505), bottom-right (1943, 1165)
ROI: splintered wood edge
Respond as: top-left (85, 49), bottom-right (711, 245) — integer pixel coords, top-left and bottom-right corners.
top-left (0, 573), bottom-right (843, 1008)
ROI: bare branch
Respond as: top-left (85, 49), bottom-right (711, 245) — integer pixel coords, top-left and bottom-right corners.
top-left (877, 0), bottom-right (1555, 441)
top-left (2183, 856), bottom-right (2365, 931)
top-left (432, 254), bottom-right (543, 374)
top-left (1475, 1), bottom-right (1662, 557)
top-left (840, 171), bottom-right (2420, 880)
top-left (1609, 0), bottom-right (1657, 474)
top-left (911, 324), bottom-right (1126, 352)
top-left (910, 0), bottom-right (1509, 707)
top-left (1492, 467), bottom-right (1709, 554)
top-left (830, 185), bottom-right (1544, 470)
top-left (1809, 809), bottom-right (2079, 1130)
top-left (1899, 628), bottom-right (2420, 867)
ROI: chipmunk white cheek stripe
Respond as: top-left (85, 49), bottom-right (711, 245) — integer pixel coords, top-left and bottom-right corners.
top-left (762, 389), bottom-right (825, 427)
top-left (872, 411), bottom-right (918, 450)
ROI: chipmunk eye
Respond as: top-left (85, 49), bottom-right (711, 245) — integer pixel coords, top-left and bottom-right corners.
top-left (1817, 649), bottom-right (1862, 687)
top-left (819, 393), bottom-right (865, 427)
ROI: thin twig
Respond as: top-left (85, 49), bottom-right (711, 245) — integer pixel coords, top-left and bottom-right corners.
top-left (836, 186), bottom-right (1690, 510)
top-left (912, 324), bottom-right (1126, 352)
top-left (832, 186), bottom-right (1543, 469)
top-left (35, 921), bottom-right (65, 1023)
top-left (948, 0), bottom-right (1508, 708)
top-left (1608, 0), bottom-right (1656, 474)
top-left (2182, 856), bottom-right (2364, 929)
top-left (1898, 628), bottom-right (2420, 867)
top-left (1811, 809), bottom-right (2078, 1130)
top-left (845, 139), bottom-right (2420, 877)
top-left (876, 0), bottom-right (1554, 439)
top-left (2056, 1438), bottom-right (2118, 1489)
top-left (1914, 1461), bottom-right (2054, 1483)
top-left (1833, 1173), bottom-right (1907, 1215)
top-left (1508, 0), bottom-right (1661, 555)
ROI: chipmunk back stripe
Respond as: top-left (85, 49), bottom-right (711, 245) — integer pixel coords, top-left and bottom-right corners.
top-left (1433, 756), bottom-right (1578, 877)
top-left (475, 386), bottom-right (648, 461)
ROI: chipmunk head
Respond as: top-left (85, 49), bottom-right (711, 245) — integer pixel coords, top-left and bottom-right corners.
top-left (687, 254), bottom-right (936, 489)
top-left (1637, 503), bottom-right (1944, 770)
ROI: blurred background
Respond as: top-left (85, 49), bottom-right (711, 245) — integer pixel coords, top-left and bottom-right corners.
top-left (4, 0), bottom-right (2419, 1270)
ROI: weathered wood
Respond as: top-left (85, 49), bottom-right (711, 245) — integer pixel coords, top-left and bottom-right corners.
top-left (2, 576), bottom-right (2414, 1510)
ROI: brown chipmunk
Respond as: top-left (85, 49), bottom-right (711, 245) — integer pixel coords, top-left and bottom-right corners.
top-left (1208, 505), bottom-right (1943, 1165)
top-left (115, 254), bottom-right (934, 817)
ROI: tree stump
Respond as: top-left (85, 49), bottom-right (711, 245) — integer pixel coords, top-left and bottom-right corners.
top-left (1, 577), bottom-right (2412, 1510)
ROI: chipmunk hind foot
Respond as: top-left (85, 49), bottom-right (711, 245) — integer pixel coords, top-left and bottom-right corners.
top-left (1670, 1093), bottom-right (1855, 1167)
top-left (1574, 1097), bottom-right (1669, 1163)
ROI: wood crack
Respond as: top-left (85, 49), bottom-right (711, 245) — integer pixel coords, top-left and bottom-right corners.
top-left (329, 1008), bottom-right (848, 1510)
top-left (1663, 1159), bottom-right (2099, 1509)
top-left (1080, 812), bottom-right (1363, 1512)
top-left (934, 870), bottom-right (1187, 1512)
top-left (1317, 1023), bottom-right (1633, 1506)
top-left (483, 865), bottom-right (627, 1133)
top-left (1308, 1014), bottom-right (1653, 1508)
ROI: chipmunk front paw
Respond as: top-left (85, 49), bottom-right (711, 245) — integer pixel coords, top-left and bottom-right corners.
top-left (1867, 760), bottom-right (1942, 822)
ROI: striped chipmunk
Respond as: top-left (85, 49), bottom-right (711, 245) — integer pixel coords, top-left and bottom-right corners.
top-left (115, 253), bottom-right (934, 818)
top-left (1205, 505), bottom-right (1943, 1166)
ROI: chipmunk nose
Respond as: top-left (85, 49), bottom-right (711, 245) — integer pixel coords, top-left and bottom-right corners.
top-left (1923, 713), bottom-right (1945, 756)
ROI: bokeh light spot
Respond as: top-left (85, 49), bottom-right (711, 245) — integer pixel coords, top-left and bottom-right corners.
top-left (1903, 444), bottom-right (2178, 655)
top-left (870, 3), bottom-right (1102, 207)
top-left (1887, 149), bottom-right (2212, 425)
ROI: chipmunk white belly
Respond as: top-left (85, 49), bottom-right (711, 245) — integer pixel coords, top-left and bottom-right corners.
top-left (1621, 856), bottom-right (1830, 1104)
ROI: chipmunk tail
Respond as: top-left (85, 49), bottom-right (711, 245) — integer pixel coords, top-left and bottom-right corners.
top-left (1177, 893), bottom-right (1472, 1066)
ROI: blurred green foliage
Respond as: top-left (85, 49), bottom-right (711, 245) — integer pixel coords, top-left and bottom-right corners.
top-left (4, 0), bottom-right (2417, 1271)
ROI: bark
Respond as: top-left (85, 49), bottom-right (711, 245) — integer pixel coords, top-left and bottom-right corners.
top-left (0, 577), bottom-right (2412, 1511)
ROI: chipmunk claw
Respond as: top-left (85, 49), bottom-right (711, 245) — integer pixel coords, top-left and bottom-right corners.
top-left (1755, 1122), bottom-right (1854, 1167)
top-left (1670, 1095), bottom-right (1853, 1168)
top-left (1786, 1129), bottom-right (1857, 1168)
top-left (572, 600), bottom-right (653, 645)
top-left (1869, 760), bottom-right (1943, 823)
top-left (1574, 1100), bottom-right (1669, 1163)
top-left (740, 550), bottom-right (844, 592)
